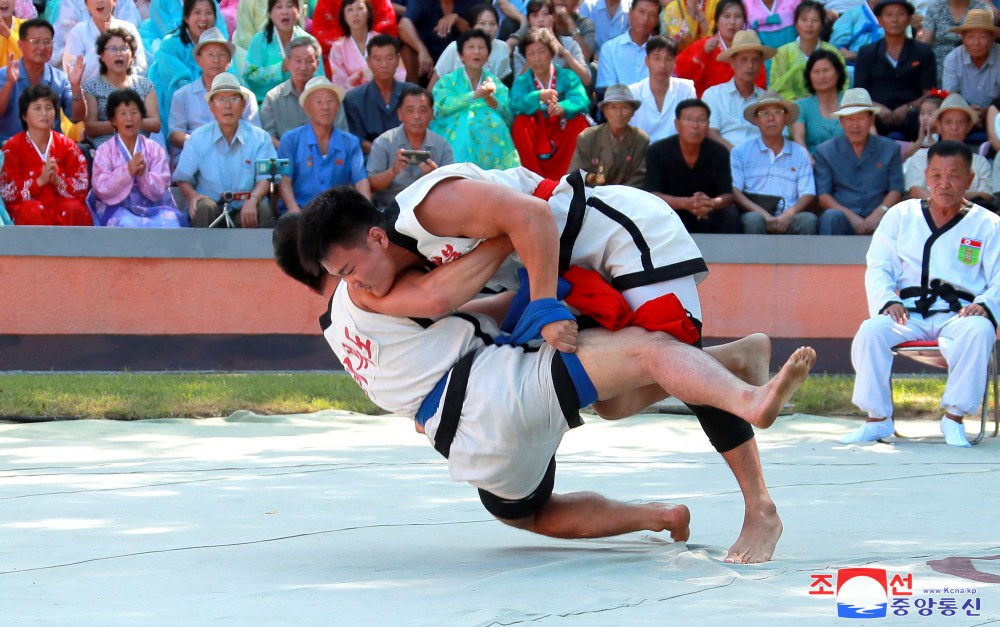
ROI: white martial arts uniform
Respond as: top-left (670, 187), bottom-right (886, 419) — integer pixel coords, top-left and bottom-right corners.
top-left (387, 163), bottom-right (708, 319)
top-left (852, 199), bottom-right (1000, 418)
top-left (323, 281), bottom-right (582, 501)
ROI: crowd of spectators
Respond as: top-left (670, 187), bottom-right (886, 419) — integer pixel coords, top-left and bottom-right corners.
top-left (2, 0), bottom-right (1000, 233)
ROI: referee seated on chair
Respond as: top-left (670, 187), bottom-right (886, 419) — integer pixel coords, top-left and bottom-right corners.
top-left (845, 140), bottom-right (1000, 447)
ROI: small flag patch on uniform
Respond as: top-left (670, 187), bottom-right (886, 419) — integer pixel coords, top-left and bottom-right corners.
top-left (959, 237), bottom-right (982, 265)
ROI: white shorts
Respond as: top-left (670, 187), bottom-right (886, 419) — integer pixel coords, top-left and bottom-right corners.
top-left (423, 343), bottom-right (583, 501)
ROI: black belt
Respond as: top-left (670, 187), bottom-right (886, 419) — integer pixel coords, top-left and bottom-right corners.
top-left (899, 280), bottom-right (974, 316)
top-left (433, 351), bottom-right (476, 459)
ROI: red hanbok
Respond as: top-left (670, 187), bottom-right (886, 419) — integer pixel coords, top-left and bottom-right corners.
top-left (0, 131), bottom-right (91, 226)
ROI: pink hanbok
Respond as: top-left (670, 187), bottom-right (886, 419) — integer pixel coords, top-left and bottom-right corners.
top-left (89, 134), bottom-right (187, 228)
top-left (328, 32), bottom-right (406, 91)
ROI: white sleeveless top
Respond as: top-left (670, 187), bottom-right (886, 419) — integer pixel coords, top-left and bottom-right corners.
top-left (323, 281), bottom-right (498, 418)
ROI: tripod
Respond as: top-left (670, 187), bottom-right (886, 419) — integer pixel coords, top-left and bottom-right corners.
top-left (208, 191), bottom-right (251, 228)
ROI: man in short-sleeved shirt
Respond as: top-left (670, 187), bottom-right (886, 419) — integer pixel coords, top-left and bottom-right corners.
top-left (701, 30), bottom-right (774, 150)
top-left (595, 0), bottom-right (657, 89)
top-left (342, 35), bottom-right (418, 154)
top-left (644, 98), bottom-right (740, 233)
top-left (941, 9), bottom-right (1000, 110)
top-left (578, 0), bottom-right (630, 52)
top-left (367, 86), bottom-right (454, 208)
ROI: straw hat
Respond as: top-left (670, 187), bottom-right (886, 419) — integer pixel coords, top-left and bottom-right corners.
top-left (598, 83), bottom-right (641, 111)
top-left (717, 30), bottom-right (776, 63)
top-left (949, 8), bottom-right (1000, 36)
top-left (873, 0), bottom-right (915, 16)
top-left (832, 88), bottom-right (880, 117)
top-left (931, 93), bottom-right (980, 126)
top-left (298, 76), bottom-right (345, 107)
top-left (743, 90), bottom-right (799, 125)
top-left (203, 72), bottom-right (253, 103)
top-left (193, 27), bottom-right (235, 58)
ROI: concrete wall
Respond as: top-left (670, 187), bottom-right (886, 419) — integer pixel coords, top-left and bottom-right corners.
top-left (0, 228), bottom-right (872, 371)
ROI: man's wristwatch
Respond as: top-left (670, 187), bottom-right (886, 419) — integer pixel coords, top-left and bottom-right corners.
top-left (879, 204), bottom-right (889, 213)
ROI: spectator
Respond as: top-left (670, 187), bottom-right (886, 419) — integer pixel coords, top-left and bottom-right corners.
top-left (644, 97), bottom-right (741, 233)
top-left (89, 88), bottom-right (186, 227)
top-left (52, 0), bottom-right (141, 68)
top-left (702, 29), bottom-right (774, 149)
top-left (169, 27), bottom-right (260, 153)
top-left (261, 37), bottom-right (339, 147)
top-left (173, 73), bottom-right (277, 228)
top-left (140, 0), bottom-right (228, 61)
top-left (0, 154), bottom-right (9, 225)
top-left (511, 0), bottom-right (591, 87)
top-left (675, 0), bottom-right (767, 97)
top-left (628, 36), bottom-right (696, 142)
top-left (792, 48), bottom-right (846, 153)
top-left (769, 1), bottom-right (845, 101)
top-left (342, 35), bottom-right (417, 154)
top-left (430, 29), bottom-right (519, 169)
top-left (396, 0), bottom-right (476, 80)
top-left (0, 19), bottom-right (86, 144)
top-left (311, 0), bottom-right (397, 77)
top-left (494, 0), bottom-right (529, 40)
top-left (552, 0), bottom-right (596, 61)
top-left (510, 27), bottom-right (590, 177)
top-left (732, 91), bottom-right (818, 234)
top-left (578, 0), bottom-right (630, 51)
top-left (63, 0), bottom-right (148, 84)
top-left (328, 0), bottom-right (406, 91)
top-left (242, 0), bottom-right (323, 103)
top-left (0, 0), bottom-right (24, 62)
top-left (569, 83), bottom-right (648, 186)
top-left (0, 84), bottom-right (90, 225)
top-left (984, 93), bottom-right (1000, 152)
top-left (830, 0), bottom-right (883, 66)
top-left (855, 0), bottom-right (935, 140)
top-left (814, 87), bottom-right (904, 235)
top-left (845, 140), bottom-right (1000, 447)
top-left (429, 4), bottom-right (512, 89)
top-left (904, 93), bottom-right (994, 204)
top-left (278, 77), bottom-right (369, 214)
top-left (901, 92), bottom-right (943, 160)
top-left (660, 0), bottom-right (711, 52)
top-left (744, 0), bottom-right (799, 50)
top-left (918, 0), bottom-right (990, 83)
top-left (234, 0), bottom-right (305, 68)
top-left (595, 0), bottom-right (659, 89)
top-left (83, 28), bottom-right (160, 149)
top-left (368, 85), bottom-right (454, 207)
top-left (147, 0), bottom-right (226, 129)
top-left (942, 9), bottom-right (1000, 112)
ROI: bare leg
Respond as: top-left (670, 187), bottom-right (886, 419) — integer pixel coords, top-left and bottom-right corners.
top-left (579, 327), bottom-right (815, 429)
top-left (592, 333), bottom-right (772, 420)
top-left (720, 438), bottom-right (783, 564)
top-left (498, 491), bottom-right (691, 541)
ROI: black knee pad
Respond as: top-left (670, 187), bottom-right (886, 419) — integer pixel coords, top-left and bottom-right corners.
top-left (687, 403), bottom-right (755, 453)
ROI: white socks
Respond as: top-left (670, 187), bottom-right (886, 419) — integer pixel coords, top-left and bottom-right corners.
top-left (940, 416), bottom-right (971, 447)
top-left (841, 418), bottom-right (895, 444)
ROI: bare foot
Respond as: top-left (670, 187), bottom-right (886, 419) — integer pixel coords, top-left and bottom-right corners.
top-left (725, 502), bottom-right (783, 564)
top-left (732, 333), bottom-right (772, 386)
top-left (646, 502), bottom-right (691, 542)
top-left (746, 346), bottom-right (816, 429)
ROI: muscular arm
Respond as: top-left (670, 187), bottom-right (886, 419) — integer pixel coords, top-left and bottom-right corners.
top-left (414, 178), bottom-right (561, 303)
top-left (352, 236), bottom-right (515, 317)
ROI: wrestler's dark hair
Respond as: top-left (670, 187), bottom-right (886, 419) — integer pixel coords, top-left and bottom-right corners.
top-left (458, 28), bottom-right (492, 55)
top-left (18, 83), bottom-right (58, 130)
top-left (273, 213), bottom-right (328, 293)
top-left (297, 186), bottom-right (386, 275)
top-left (397, 84), bottom-right (434, 110)
top-left (19, 18), bottom-right (54, 40)
top-left (675, 97), bottom-right (711, 119)
top-left (106, 87), bottom-right (147, 120)
top-left (928, 140), bottom-right (973, 170)
top-left (645, 35), bottom-right (677, 57)
top-left (367, 33), bottom-right (401, 56)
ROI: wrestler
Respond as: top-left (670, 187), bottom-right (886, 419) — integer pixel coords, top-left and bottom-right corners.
top-left (284, 191), bottom-right (817, 563)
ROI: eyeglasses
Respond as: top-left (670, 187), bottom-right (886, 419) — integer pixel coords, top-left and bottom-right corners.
top-left (105, 45), bottom-right (133, 54)
top-left (201, 52), bottom-right (230, 61)
top-left (212, 95), bottom-right (244, 105)
top-left (25, 38), bottom-right (54, 47)
top-left (756, 109), bottom-right (786, 119)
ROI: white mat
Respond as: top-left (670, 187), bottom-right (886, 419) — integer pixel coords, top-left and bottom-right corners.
top-left (2, 412), bottom-right (998, 625)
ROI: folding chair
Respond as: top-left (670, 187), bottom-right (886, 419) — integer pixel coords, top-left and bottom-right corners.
top-left (891, 340), bottom-right (1000, 445)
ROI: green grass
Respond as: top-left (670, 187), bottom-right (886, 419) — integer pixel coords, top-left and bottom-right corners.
top-left (0, 372), bottom-right (948, 421)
